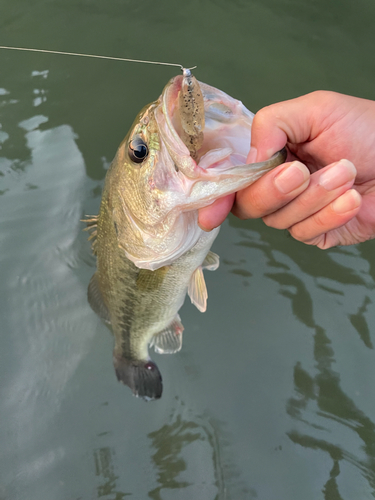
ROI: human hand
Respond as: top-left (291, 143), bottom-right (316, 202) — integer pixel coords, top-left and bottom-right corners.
top-left (199, 91), bottom-right (375, 248)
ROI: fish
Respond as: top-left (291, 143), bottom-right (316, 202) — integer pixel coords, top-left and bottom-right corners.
top-left (85, 69), bottom-right (286, 400)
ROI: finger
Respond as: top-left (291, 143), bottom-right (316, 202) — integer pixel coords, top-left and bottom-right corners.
top-left (288, 189), bottom-right (362, 246)
top-left (198, 193), bottom-right (235, 231)
top-left (232, 161), bottom-right (310, 219)
top-left (263, 159), bottom-right (357, 229)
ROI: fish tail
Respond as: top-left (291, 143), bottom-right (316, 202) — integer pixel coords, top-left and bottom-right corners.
top-left (113, 355), bottom-right (163, 401)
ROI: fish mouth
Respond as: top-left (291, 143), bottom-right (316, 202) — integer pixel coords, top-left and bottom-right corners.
top-left (158, 74), bottom-right (286, 187)
top-left (159, 74), bottom-right (255, 179)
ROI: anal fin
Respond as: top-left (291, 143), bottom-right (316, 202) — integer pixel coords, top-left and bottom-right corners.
top-left (88, 272), bottom-right (111, 324)
top-left (150, 315), bottom-right (184, 354)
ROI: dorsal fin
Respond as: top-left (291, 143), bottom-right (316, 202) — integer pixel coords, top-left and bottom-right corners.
top-left (82, 215), bottom-right (98, 255)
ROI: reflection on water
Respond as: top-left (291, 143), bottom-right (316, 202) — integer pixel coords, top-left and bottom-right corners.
top-left (148, 412), bottom-right (219, 499)
top-left (94, 447), bottom-right (130, 499)
top-left (0, 72), bottom-right (45, 172)
top-left (89, 405), bottom-right (255, 500)
top-left (234, 225), bottom-right (369, 286)
top-left (266, 271), bottom-right (315, 328)
top-left (349, 296), bottom-right (373, 349)
top-left (287, 326), bottom-right (375, 496)
top-left (231, 220), bottom-right (375, 496)
top-left (148, 405), bottom-right (255, 500)
top-left (0, 71), bottom-right (99, 500)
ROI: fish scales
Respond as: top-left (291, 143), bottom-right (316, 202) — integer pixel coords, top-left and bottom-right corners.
top-left (87, 71), bottom-right (286, 400)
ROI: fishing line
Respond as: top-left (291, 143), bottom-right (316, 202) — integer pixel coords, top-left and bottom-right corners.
top-left (0, 45), bottom-right (197, 71)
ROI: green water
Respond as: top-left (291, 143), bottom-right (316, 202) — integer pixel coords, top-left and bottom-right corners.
top-left (1, 0), bottom-right (375, 498)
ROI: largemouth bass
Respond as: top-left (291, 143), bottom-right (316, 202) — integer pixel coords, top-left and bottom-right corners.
top-left (86, 70), bottom-right (286, 400)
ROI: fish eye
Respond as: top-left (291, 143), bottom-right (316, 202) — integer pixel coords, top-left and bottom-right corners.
top-left (128, 136), bottom-right (149, 164)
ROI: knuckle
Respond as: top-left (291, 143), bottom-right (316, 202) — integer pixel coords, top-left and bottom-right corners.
top-left (305, 90), bottom-right (335, 105)
top-left (311, 211), bottom-right (328, 231)
top-left (288, 210), bottom-right (331, 244)
top-left (234, 187), bottom-right (271, 219)
top-left (232, 206), bottom-right (248, 220)
top-left (316, 238), bottom-right (332, 250)
top-left (252, 106), bottom-right (273, 128)
top-left (262, 214), bottom-right (290, 230)
top-left (247, 192), bottom-right (270, 218)
top-left (288, 223), bottom-right (311, 242)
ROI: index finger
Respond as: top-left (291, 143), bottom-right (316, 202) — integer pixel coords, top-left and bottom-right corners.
top-left (232, 160), bottom-right (310, 219)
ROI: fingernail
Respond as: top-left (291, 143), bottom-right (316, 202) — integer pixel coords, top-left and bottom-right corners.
top-left (332, 189), bottom-right (361, 214)
top-left (267, 148), bottom-right (277, 159)
top-left (319, 159), bottom-right (356, 191)
top-left (247, 147), bottom-right (258, 163)
top-left (274, 161), bottom-right (310, 194)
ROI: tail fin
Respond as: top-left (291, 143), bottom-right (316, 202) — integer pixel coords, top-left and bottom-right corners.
top-left (113, 356), bottom-right (163, 401)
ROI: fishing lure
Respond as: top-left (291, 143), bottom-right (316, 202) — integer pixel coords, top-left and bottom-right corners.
top-left (178, 68), bottom-right (205, 159)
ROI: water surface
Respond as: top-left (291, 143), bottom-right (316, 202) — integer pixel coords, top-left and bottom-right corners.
top-left (1, 0), bottom-right (375, 498)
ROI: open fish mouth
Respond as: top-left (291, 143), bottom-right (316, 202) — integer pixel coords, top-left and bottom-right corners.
top-left (157, 72), bottom-right (285, 183)
top-left (159, 74), bottom-right (252, 173)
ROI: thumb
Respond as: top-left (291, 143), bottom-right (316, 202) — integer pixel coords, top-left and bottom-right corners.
top-left (247, 94), bottom-right (318, 163)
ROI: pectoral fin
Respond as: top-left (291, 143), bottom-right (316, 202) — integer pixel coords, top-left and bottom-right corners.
top-left (150, 315), bottom-right (184, 354)
top-left (188, 266), bottom-right (208, 313)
